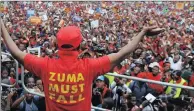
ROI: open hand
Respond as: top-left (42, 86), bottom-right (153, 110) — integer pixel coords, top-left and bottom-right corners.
top-left (143, 26), bottom-right (165, 36)
top-left (142, 26), bottom-right (158, 32)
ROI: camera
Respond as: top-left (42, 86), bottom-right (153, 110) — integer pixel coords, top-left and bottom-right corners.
top-left (116, 85), bottom-right (123, 96)
top-left (10, 88), bottom-right (22, 92)
top-left (181, 95), bottom-right (192, 102)
top-left (153, 98), bottom-right (162, 105)
top-left (93, 88), bottom-right (103, 95)
top-left (92, 45), bottom-right (106, 54)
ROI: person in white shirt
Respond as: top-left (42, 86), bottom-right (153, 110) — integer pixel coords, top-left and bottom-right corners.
top-left (168, 54), bottom-right (183, 71)
top-left (164, 46), bottom-right (183, 71)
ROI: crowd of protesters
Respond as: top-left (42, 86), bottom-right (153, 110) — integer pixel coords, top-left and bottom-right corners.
top-left (1, 1), bottom-right (194, 111)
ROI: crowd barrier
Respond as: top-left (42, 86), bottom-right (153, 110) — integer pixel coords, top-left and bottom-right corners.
top-left (91, 106), bottom-right (112, 111)
top-left (1, 52), bottom-right (19, 87)
top-left (1, 58), bottom-right (194, 110)
top-left (0, 16), bottom-right (2, 110)
top-left (21, 66), bottom-right (45, 97)
top-left (106, 73), bottom-right (194, 91)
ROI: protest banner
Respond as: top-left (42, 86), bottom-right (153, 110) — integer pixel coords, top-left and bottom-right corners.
top-left (29, 16), bottom-right (42, 25)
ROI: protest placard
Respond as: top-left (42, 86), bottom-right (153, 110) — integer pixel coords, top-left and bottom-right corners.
top-left (162, 6), bottom-right (169, 14)
top-left (190, 24), bottom-right (194, 32)
top-left (96, 7), bottom-right (101, 13)
top-left (27, 10), bottom-right (35, 18)
top-left (112, 7), bottom-right (118, 13)
top-left (27, 47), bottom-right (41, 57)
top-left (101, 3), bottom-right (106, 8)
top-left (29, 16), bottom-right (42, 25)
top-left (145, 93), bottom-right (156, 103)
top-left (189, 7), bottom-right (194, 11)
top-left (48, 2), bottom-right (53, 7)
top-left (176, 2), bottom-right (184, 9)
top-left (88, 9), bottom-right (94, 14)
top-left (38, 12), bottom-right (48, 21)
top-left (115, 14), bottom-right (121, 20)
top-left (91, 20), bottom-right (99, 28)
top-left (73, 15), bottom-right (82, 22)
top-left (0, 2), bottom-right (4, 12)
top-left (94, 13), bottom-right (101, 19)
top-left (64, 7), bottom-right (70, 13)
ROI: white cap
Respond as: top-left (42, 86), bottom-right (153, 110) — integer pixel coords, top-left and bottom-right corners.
top-left (92, 37), bottom-right (97, 42)
top-left (149, 62), bottom-right (160, 68)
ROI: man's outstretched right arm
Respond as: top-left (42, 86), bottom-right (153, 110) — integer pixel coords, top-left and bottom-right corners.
top-left (108, 26), bottom-right (161, 70)
top-left (89, 26), bottom-right (164, 78)
top-left (0, 18), bottom-right (27, 65)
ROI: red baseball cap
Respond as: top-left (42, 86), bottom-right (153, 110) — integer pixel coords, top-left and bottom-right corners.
top-left (57, 26), bottom-right (82, 51)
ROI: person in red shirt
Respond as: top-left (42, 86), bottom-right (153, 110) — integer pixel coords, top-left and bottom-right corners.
top-left (138, 64), bottom-right (164, 94)
top-left (1, 18), bottom-right (163, 111)
top-left (113, 64), bottom-right (127, 74)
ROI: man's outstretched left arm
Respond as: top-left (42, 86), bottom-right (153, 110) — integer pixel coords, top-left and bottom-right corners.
top-left (0, 18), bottom-right (27, 65)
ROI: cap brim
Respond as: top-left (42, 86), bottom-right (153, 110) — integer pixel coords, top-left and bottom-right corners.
top-left (96, 79), bottom-right (104, 81)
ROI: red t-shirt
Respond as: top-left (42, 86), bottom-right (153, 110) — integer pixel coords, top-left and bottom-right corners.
top-left (24, 51), bottom-right (111, 111)
top-left (189, 74), bottom-right (194, 86)
top-left (114, 66), bottom-right (126, 74)
top-left (9, 77), bottom-right (16, 85)
top-left (138, 72), bottom-right (163, 93)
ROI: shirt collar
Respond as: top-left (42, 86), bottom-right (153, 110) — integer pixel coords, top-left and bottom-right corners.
top-left (58, 50), bottom-right (79, 60)
top-left (176, 78), bottom-right (182, 84)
